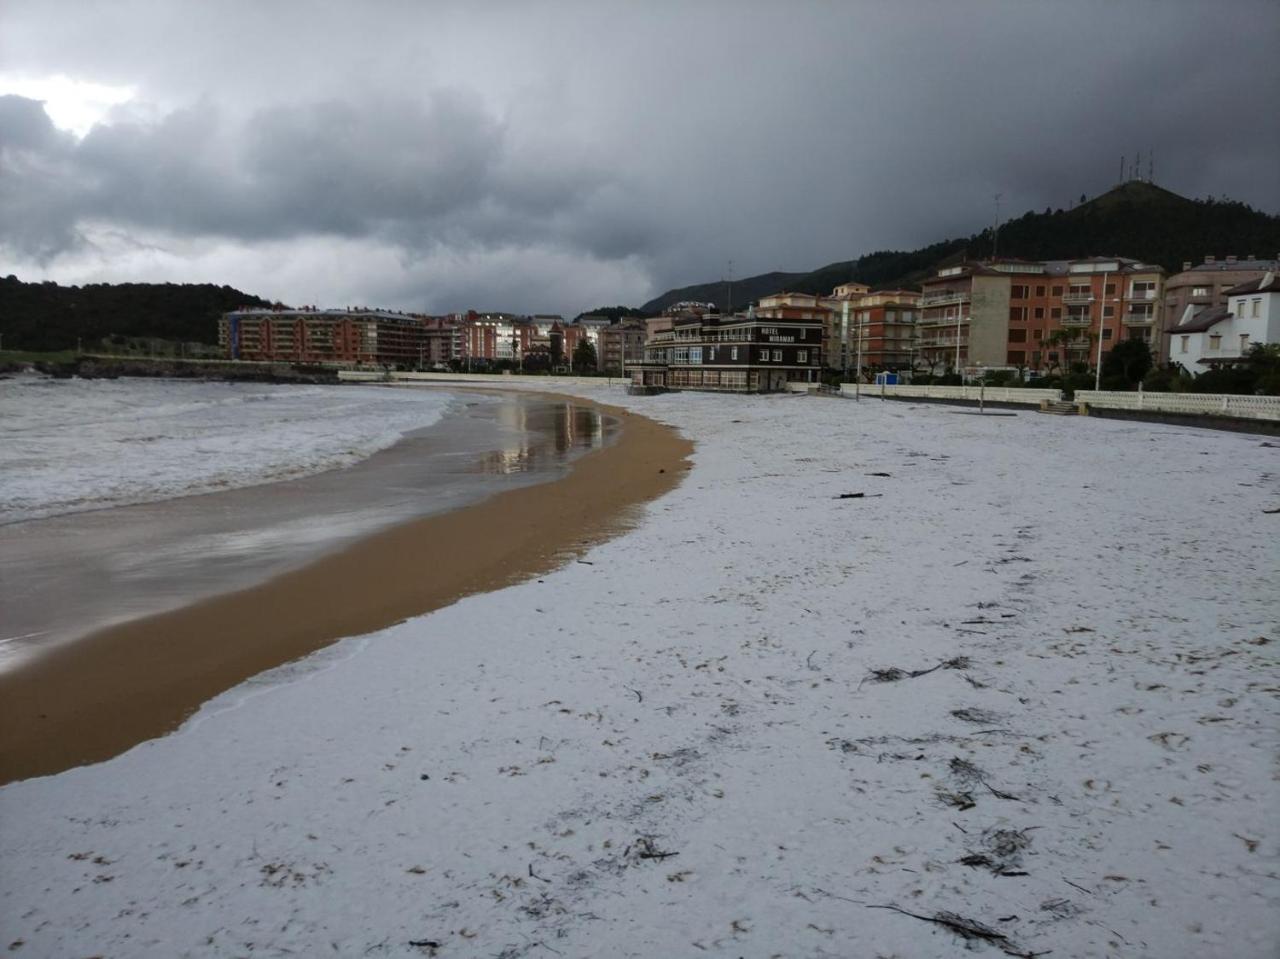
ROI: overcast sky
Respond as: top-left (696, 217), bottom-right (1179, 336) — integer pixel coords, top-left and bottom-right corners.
top-left (2, 0), bottom-right (1277, 316)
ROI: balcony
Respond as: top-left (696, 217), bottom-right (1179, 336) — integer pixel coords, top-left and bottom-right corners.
top-left (1060, 314), bottom-right (1092, 327)
top-left (918, 315), bottom-right (968, 330)
top-left (1128, 288), bottom-right (1157, 300)
top-left (921, 291), bottom-right (969, 307)
top-left (1122, 312), bottom-right (1155, 326)
top-left (1061, 291), bottom-right (1095, 306)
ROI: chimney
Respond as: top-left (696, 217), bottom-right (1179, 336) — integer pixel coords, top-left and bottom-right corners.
top-left (1205, 255), bottom-right (1216, 264)
top-left (1226, 255), bottom-right (1237, 265)
top-left (1182, 261), bottom-right (1192, 271)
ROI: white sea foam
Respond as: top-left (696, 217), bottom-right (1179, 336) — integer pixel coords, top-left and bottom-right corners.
top-left (0, 374), bottom-right (452, 523)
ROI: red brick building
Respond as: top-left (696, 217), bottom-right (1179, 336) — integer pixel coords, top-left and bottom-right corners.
top-left (219, 308), bottom-right (427, 366)
top-left (918, 257), bottom-right (1165, 375)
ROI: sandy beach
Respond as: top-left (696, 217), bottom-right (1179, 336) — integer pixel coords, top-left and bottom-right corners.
top-left (0, 389), bottom-right (692, 783)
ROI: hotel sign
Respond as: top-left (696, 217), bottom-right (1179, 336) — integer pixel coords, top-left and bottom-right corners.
top-left (759, 327), bottom-right (796, 343)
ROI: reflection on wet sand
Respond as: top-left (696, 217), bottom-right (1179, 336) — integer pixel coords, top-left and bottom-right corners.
top-left (477, 401), bottom-right (610, 474)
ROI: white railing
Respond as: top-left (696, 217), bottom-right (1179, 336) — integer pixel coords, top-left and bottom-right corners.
top-left (844, 383), bottom-right (1062, 404)
top-left (1076, 390), bottom-right (1280, 421)
top-left (337, 370), bottom-right (625, 387)
top-left (1061, 292), bottom-right (1095, 305)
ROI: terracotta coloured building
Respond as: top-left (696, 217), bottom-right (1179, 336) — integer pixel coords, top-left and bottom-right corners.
top-left (917, 257), bottom-right (1166, 375)
top-left (830, 289), bottom-right (921, 373)
top-left (219, 307), bottom-right (427, 366)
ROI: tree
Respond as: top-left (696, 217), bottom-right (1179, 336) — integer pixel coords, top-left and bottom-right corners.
top-left (572, 338), bottom-right (598, 372)
top-left (1247, 343), bottom-right (1280, 395)
top-left (1100, 338), bottom-right (1153, 389)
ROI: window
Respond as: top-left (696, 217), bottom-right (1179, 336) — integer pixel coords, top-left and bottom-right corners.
top-left (1180, 336), bottom-right (1188, 353)
top-left (731, 346), bottom-right (738, 360)
top-left (706, 347), bottom-right (715, 362)
top-left (1102, 328), bottom-right (1112, 339)
top-left (1009, 307), bottom-right (1026, 322)
top-left (1008, 328), bottom-right (1027, 343)
top-left (758, 349), bottom-right (769, 362)
top-left (1011, 285), bottom-right (1028, 299)
top-left (1240, 334), bottom-right (1251, 352)
top-left (1104, 283), bottom-right (1116, 295)
top-left (1051, 307), bottom-right (1062, 319)
top-left (1033, 328), bottom-right (1043, 340)
top-left (772, 349), bottom-right (782, 362)
top-left (1103, 306), bottom-right (1115, 317)
top-left (1035, 285), bottom-right (1046, 297)
top-left (1192, 286), bottom-right (1209, 297)
top-left (798, 350), bottom-right (808, 363)
top-left (1048, 351), bottom-right (1059, 362)
top-left (1208, 334), bottom-right (1221, 350)
top-left (1253, 298), bottom-right (1262, 317)
top-left (1131, 281), bottom-right (1155, 298)
top-left (1051, 285), bottom-right (1063, 296)
top-left (1034, 307), bottom-right (1044, 319)
top-left (1007, 350), bottom-right (1026, 365)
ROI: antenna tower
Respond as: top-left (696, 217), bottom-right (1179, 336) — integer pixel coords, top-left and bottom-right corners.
top-left (992, 193), bottom-right (1003, 260)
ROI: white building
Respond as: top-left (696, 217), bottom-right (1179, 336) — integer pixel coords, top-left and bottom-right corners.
top-left (1168, 272), bottom-right (1279, 370)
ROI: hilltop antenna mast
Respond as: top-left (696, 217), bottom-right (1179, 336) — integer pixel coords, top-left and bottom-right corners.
top-left (1119, 155), bottom-right (1125, 185)
top-left (992, 193), bottom-right (1003, 260)
top-left (1148, 149), bottom-right (1154, 183)
top-left (726, 259), bottom-right (733, 315)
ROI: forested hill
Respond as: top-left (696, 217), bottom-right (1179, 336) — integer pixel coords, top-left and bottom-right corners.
top-left (641, 271), bottom-right (805, 316)
top-left (641, 182), bottom-right (1280, 313)
top-left (0, 277), bottom-right (275, 351)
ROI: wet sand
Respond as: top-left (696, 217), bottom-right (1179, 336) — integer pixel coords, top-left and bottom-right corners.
top-left (0, 391), bottom-right (692, 784)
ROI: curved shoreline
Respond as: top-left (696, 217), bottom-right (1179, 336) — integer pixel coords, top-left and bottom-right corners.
top-left (0, 393), bottom-right (693, 784)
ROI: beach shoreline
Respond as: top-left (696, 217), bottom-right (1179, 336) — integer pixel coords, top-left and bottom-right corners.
top-left (0, 390), bottom-right (693, 784)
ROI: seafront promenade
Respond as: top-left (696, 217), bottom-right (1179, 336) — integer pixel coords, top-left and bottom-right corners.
top-left (2, 383), bottom-right (1275, 957)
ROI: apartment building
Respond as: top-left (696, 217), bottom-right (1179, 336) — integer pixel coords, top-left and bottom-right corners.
top-left (219, 308), bottom-right (427, 366)
top-left (1162, 255), bottom-right (1279, 362)
top-left (1168, 272), bottom-right (1279, 370)
top-left (917, 257), bottom-right (1166, 375)
top-left (597, 321), bottom-right (646, 373)
top-left (631, 311), bottom-right (822, 392)
top-left (828, 289), bottom-right (921, 372)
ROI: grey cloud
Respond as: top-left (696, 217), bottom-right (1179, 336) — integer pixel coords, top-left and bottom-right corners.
top-left (0, 92), bottom-right (656, 270)
top-left (2, 0), bottom-right (1277, 315)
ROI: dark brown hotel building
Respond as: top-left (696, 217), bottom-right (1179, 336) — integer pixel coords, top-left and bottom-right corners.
top-left (630, 312), bottom-right (822, 392)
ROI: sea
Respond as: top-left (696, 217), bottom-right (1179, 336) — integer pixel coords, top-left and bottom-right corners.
top-left (0, 373), bottom-right (614, 670)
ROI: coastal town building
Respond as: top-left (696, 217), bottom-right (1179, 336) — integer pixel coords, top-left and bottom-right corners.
top-left (917, 257), bottom-right (1166, 375)
top-left (596, 321), bottom-right (645, 373)
top-left (1167, 272), bottom-right (1280, 370)
top-left (218, 307), bottom-right (428, 366)
top-left (631, 310), bottom-right (822, 392)
top-left (756, 292), bottom-right (834, 368)
top-left (1162, 255), bottom-right (1280, 362)
top-left (825, 288), bottom-right (921, 373)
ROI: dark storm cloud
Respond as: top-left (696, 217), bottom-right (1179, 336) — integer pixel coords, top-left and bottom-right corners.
top-left (0, 90), bottom-right (646, 265)
top-left (1, 0), bottom-right (1277, 313)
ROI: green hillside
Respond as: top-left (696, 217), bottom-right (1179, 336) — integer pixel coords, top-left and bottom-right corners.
top-left (642, 182), bottom-right (1280, 313)
top-left (641, 270), bottom-right (806, 316)
top-left (0, 278), bottom-right (276, 351)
